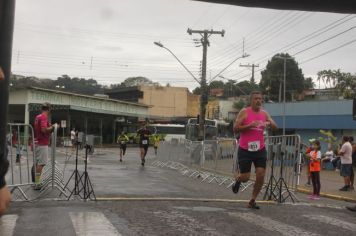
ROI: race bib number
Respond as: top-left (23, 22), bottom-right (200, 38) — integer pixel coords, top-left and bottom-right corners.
top-left (248, 141), bottom-right (260, 152)
top-left (142, 140), bottom-right (148, 145)
top-left (121, 141), bottom-right (125, 144)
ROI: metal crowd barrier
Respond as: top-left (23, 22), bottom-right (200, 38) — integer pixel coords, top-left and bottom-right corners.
top-left (151, 138), bottom-right (238, 191)
top-left (152, 134), bottom-right (302, 203)
top-left (37, 125), bottom-right (69, 199)
top-left (6, 123), bottom-right (36, 201)
top-left (263, 135), bottom-right (301, 202)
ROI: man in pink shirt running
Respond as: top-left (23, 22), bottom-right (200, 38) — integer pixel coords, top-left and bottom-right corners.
top-left (233, 91), bottom-right (278, 209)
top-left (34, 103), bottom-right (56, 189)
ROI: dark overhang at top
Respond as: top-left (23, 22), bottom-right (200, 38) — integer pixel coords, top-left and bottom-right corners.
top-left (196, 1), bottom-right (356, 14)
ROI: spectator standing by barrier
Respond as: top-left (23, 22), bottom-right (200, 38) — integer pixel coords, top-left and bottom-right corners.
top-left (321, 144), bottom-right (335, 169)
top-left (137, 124), bottom-right (151, 167)
top-left (338, 136), bottom-right (353, 191)
top-left (153, 134), bottom-right (160, 155)
top-left (346, 136), bottom-right (356, 212)
top-left (117, 131), bottom-right (129, 162)
top-left (70, 128), bottom-right (76, 151)
top-left (34, 103), bottom-right (56, 190)
top-left (332, 144), bottom-right (342, 171)
top-left (15, 143), bottom-right (22, 164)
top-left (232, 91), bottom-right (278, 209)
top-left (307, 140), bottom-right (322, 200)
top-left (349, 136), bottom-right (355, 190)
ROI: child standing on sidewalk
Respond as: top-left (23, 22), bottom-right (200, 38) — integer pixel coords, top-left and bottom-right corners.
top-left (308, 140), bottom-right (322, 200)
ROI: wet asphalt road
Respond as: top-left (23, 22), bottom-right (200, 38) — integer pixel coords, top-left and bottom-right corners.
top-left (2, 147), bottom-right (356, 235)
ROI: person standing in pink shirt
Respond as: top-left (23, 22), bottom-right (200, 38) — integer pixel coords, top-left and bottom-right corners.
top-left (34, 103), bottom-right (56, 189)
top-left (233, 91), bottom-right (278, 209)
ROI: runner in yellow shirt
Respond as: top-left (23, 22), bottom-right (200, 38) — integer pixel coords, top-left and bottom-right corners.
top-left (117, 132), bottom-right (129, 162)
top-left (153, 135), bottom-right (161, 155)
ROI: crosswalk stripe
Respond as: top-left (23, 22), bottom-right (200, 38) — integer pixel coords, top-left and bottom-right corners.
top-left (229, 212), bottom-right (319, 236)
top-left (303, 215), bottom-right (356, 232)
top-left (0, 214), bottom-right (18, 236)
top-left (70, 212), bottom-right (121, 236)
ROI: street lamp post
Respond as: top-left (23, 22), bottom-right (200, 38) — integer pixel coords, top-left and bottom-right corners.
top-left (154, 40), bottom-right (247, 141)
top-left (154, 42), bottom-right (200, 84)
top-left (275, 55), bottom-right (292, 136)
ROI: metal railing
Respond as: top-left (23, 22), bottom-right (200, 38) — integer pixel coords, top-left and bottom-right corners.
top-left (6, 123), bottom-right (70, 201)
top-left (6, 123), bottom-right (36, 201)
top-left (37, 125), bottom-right (69, 199)
top-left (152, 134), bottom-right (302, 203)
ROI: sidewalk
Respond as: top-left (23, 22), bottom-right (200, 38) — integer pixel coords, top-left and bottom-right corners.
top-left (298, 168), bottom-right (356, 202)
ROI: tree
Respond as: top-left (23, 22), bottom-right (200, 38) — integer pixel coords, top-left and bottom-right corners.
top-left (233, 100), bottom-right (246, 110)
top-left (260, 53), bottom-right (305, 102)
top-left (55, 75), bottom-right (102, 95)
top-left (209, 80), bottom-right (224, 89)
top-left (193, 86), bottom-right (201, 95)
top-left (303, 77), bottom-right (315, 89)
top-left (317, 69), bottom-right (339, 88)
top-left (235, 81), bottom-right (259, 96)
top-left (121, 76), bottom-right (154, 87)
top-left (335, 73), bottom-right (356, 99)
top-left (317, 69), bottom-right (356, 98)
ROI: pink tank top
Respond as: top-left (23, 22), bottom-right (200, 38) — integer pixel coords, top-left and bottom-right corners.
top-left (239, 107), bottom-right (267, 151)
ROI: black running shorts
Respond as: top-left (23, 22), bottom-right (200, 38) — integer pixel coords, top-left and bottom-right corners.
top-left (237, 147), bottom-right (267, 174)
top-left (140, 144), bottom-right (149, 151)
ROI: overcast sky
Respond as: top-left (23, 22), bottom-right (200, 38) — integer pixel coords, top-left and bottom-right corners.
top-left (12, 0), bottom-right (356, 91)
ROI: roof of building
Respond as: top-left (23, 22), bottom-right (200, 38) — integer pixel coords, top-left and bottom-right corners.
top-left (12, 86), bottom-right (149, 107)
top-left (105, 85), bottom-right (190, 94)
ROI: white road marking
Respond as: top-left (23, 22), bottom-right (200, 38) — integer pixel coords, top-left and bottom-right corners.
top-left (303, 215), bottom-right (356, 232)
top-left (70, 212), bottom-right (121, 236)
top-left (0, 214), bottom-right (18, 236)
top-left (229, 212), bottom-right (319, 236)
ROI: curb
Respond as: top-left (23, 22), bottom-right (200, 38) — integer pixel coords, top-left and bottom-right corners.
top-left (96, 197), bottom-right (276, 204)
top-left (297, 187), bottom-right (356, 203)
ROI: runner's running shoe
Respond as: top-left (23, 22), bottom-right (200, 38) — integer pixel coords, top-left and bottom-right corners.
top-left (232, 180), bottom-right (241, 194)
top-left (248, 199), bottom-right (260, 209)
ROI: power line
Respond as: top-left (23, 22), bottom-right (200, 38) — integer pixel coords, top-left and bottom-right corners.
top-left (231, 36), bottom-right (356, 82)
top-left (222, 14), bottom-right (356, 79)
top-left (293, 26), bottom-right (356, 56)
top-left (209, 6), bottom-right (231, 27)
top-left (300, 38), bottom-right (356, 64)
top-left (15, 22), bottom-right (192, 43)
top-left (208, 11), bottom-right (296, 63)
top-left (13, 50), bottom-right (201, 65)
top-left (208, 11), bottom-right (308, 69)
top-left (207, 12), bottom-right (311, 78)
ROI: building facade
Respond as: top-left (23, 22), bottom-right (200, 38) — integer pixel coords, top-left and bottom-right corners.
top-left (8, 87), bottom-right (149, 143)
top-left (264, 99), bottom-right (356, 150)
top-left (106, 85), bottom-right (200, 121)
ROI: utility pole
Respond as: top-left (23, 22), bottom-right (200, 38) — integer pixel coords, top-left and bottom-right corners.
top-left (187, 28), bottom-right (225, 140)
top-left (239, 63), bottom-right (259, 84)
